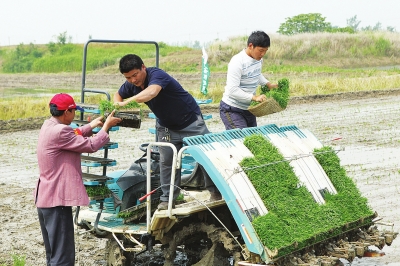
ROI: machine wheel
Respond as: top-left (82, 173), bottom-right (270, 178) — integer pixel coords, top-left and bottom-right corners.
top-left (106, 239), bottom-right (128, 266)
top-left (163, 222), bottom-right (242, 266)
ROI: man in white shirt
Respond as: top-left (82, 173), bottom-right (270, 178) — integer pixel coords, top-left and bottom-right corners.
top-left (220, 30), bottom-right (278, 129)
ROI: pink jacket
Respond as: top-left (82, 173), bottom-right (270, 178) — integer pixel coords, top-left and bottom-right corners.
top-left (34, 117), bottom-right (110, 208)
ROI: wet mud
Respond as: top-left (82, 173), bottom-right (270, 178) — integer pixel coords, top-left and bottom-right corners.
top-left (1, 90), bottom-right (400, 265)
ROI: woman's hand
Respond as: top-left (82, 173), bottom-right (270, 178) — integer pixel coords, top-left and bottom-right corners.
top-left (102, 110), bottom-right (122, 131)
top-left (89, 116), bottom-right (105, 129)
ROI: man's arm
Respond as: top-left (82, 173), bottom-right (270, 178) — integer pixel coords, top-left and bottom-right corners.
top-left (225, 61), bottom-right (254, 103)
top-left (114, 91), bottom-right (124, 103)
top-left (259, 72), bottom-right (278, 90)
top-left (114, 85), bottom-right (162, 106)
top-left (265, 82), bottom-right (278, 90)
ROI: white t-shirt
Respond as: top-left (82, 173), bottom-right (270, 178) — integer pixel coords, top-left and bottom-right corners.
top-left (221, 49), bottom-right (269, 110)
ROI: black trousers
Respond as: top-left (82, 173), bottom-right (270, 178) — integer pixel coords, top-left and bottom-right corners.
top-left (219, 100), bottom-right (257, 130)
top-left (37, 206), bottom-right (75, 266)
top-left (157, 114), bottom-right (218, 202)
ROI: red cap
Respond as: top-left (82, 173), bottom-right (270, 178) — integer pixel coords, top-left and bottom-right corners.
top-left (49, 93), bottom-right (84, 112)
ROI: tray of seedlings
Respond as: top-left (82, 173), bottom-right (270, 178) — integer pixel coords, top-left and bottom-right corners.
top-left (85, 183), bottom-right (113, 203)
top-left (99, 100), bottom-right (142, 129)
top-left (248, 78), bottom-right (290, 117)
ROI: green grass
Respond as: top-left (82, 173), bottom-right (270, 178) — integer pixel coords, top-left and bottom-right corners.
top-left (207, 31), bottom-right (400, 68)
top-left (0, 254), bottom-right (26, 266)
top-left (0, 42), bottom-right (191, 73)
top-left (1, 31), bottom-right (400, 121)
top-left (2, 32), bottom-right (400, 74)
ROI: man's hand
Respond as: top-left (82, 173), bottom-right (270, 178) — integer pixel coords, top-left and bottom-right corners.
top-left (114, 101), bottom-right (128, 107)
top-left (268, 82), bottom-right (278, 90)
top-left (114, 94), bottom-right (140, 107)
top-left (253, 94), bottom-right (267, 103)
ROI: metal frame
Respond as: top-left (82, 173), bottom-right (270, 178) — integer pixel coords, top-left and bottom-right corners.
top-left (80, 39), bottom-right (159, 106)
top-left (146, 142), bottom-right (178, 224)
top-left (75, 39), bottom-right (160, 233)
top-left (80, 39), bottom-right (159, 176)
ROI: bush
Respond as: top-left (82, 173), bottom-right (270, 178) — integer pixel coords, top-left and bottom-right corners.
top-left (2, 43), bottom-right (44, 73)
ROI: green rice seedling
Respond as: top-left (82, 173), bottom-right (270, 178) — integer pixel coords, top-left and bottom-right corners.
top-left (249, 78), bottom-right (290, 108)
top-left (98, 99), bottom-right (141, 115)
top-left (116, 199), bottom-right (160, 219)
top-left (85, 185), bottom-right (111, 198)
top-left (240, 135), bottom-right (374, 258)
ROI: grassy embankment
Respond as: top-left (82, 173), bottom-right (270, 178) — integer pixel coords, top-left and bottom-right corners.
top-left (1, 31), bottom-right (400, 120)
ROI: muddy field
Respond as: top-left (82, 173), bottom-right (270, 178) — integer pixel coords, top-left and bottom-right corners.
top-left (1, 90), bottom-right (400, 265)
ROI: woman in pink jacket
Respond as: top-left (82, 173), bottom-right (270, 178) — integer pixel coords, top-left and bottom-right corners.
top-left (35, 93), bottom-right (120, 266)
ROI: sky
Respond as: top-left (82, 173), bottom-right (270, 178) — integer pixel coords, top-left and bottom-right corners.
top-left (0, 0), bottom-right (399, 47)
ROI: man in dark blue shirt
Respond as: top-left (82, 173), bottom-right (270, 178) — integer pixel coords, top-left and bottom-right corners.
top-left (114, 54), bottom-right (221, 210)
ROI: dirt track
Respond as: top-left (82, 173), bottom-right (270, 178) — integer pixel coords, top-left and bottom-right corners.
top-left (1, 90), bottom-right (400, 265)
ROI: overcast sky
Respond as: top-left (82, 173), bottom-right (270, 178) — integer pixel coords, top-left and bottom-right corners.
top-left (0, 0), bottom-right (398, 46)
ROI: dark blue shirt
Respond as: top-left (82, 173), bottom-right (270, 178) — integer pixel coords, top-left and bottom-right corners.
top-left (118, 67), bottom-right (200, 130)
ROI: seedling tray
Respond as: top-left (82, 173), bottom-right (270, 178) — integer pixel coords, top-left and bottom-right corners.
top-left (106, 111), bottom-right (141, 129)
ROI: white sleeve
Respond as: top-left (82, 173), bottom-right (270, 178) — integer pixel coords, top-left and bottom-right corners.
top-left (225, 59), bottom-right (253, 103)
top-left (258, 59), bottom-right (269, 85)
top-left (259, 74), bottom-right (269, 85)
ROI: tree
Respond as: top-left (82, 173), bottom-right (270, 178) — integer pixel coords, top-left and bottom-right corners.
top-left (362, 22), bottom-right (382, 32)
top-left (387, 26), bottom-right (396, 32)
top-left (193, 40), bottom-right (201, 49)
top-left (327, 26), bottom-right (355, 34)
top-left (372, 22), bottom-right (382, 31)
top-left (55, 31), bottom-right (72, 45)
top-left (347, 15), bottom-right (361, 32)
top-left (2, 43), bottom-right (43, 72)
top-left (348, 16), bottom-right (396, 32)
top-left (57, 31), bottom-right (68, 45)
top-left (277, 13), bottom-right (332, 35)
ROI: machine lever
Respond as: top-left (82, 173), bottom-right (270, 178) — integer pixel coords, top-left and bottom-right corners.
top-left (139, 189), bottom-right (157, 201)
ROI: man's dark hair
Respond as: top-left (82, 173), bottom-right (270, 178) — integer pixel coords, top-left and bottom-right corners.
top-left (119, 54), bottom-right (144, 74)
top-left (49, 103), bottom-right (64, 117)
top-left (247, 31), bottom-right (270, 48)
